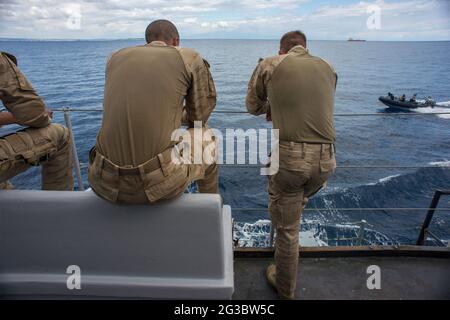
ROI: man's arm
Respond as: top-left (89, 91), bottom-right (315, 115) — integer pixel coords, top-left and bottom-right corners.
top-left (246, 61), bottom-right (270, 116)
top-left (322, 58), bottom-right (338, 90)
top-left (0, 53), bottom-right (51, 128)
top-left (183, 50), bottom-right (217, 127)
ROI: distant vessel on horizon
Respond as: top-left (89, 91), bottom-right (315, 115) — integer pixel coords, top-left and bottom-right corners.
top-left (348, 38), bottom-right (367, 42)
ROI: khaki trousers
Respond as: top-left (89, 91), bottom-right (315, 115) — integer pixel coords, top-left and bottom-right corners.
top-left (0, 123), bottom-right (74, 190)
top-left (269, 142), bottom-right (335, 298)
top-left (88, 127), bottom-right (219, 204)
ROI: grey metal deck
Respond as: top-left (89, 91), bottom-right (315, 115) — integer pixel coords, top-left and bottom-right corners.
top-left (233, 256), bottom-right (450, 300)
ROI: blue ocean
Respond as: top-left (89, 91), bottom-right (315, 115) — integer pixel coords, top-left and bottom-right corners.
top-left (1, 39), bottom-right (449, 246)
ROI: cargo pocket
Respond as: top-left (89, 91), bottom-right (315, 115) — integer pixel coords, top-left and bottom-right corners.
top-left (279, 145), bottom-right (311, 173)
top-left (3, 131), bottom-right (55, 166)
top-left (319, 158), bottom-right (336, 174)
top-left (273, 168), bottom-right (309, 194)
top-left (143, 163), bottom-right (189, 203)
top-left (22, 130), bottom-right (57, 165)
top-left (0, 146), bottom-right (13, 174)
top-left (0, 146), bottom-right (10, 162)
top-left (88, 156), bottom-right (119, 203)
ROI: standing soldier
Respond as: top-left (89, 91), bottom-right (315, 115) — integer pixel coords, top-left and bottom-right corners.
top-left (246, 31), bottom-right (337, 299)
top-left (0, 52), bottom-right (73, 190)
top-left (88, 20), bottom-right (219, 204)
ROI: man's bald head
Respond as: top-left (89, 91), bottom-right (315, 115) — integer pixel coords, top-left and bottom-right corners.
top-left (145, 19), bottom-right (180, 45)
top-left (279, 30), bottom-right (307, 54)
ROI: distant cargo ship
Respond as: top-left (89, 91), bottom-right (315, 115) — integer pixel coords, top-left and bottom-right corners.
top-left (348, 38), bottom-right (366, 42)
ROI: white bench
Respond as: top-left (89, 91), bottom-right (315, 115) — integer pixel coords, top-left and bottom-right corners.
top-left (0, 190), bottom-right (234, 299)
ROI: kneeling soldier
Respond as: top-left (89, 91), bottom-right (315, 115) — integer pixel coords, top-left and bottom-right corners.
top-left (88, 20), bottom-right (219, 204)
top-left (0, 52), bottom-right (73, 190)
top-left (246, 31), bottom-right (337, 299)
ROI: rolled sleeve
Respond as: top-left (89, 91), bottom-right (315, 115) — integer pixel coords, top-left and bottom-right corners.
top-left (0, 53), bottom-right (50, 128)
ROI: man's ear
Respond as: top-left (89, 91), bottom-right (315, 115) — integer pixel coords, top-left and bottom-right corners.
top-left (278, 49), bottom-right (284, 55)
top-left (173, 38), bottom-right (180, 46)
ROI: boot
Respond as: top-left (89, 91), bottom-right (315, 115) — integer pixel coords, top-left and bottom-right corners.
top-left (266, 264), bottom-right (295, 300)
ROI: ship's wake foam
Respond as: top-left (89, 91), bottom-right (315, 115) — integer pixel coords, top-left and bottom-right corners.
top-left (232, 162), bottom-right (450, 247)
top-left (415, 100), bottom-right (450, 119)
top-left (233, 219), bottom-right (394, 247)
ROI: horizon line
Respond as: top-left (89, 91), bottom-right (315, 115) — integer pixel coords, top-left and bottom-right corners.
top-left (1, 37), bottom-right (450, 42)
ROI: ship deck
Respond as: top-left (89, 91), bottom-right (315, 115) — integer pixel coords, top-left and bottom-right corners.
top-left (233, 246), bottom-right (450, 300)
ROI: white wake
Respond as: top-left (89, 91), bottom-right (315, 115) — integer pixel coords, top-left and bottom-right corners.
top-left (415, 100), bottom-right (450, 119)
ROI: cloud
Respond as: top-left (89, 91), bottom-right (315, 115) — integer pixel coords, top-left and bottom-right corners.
top-left (0, 0), bottom-right (448, 40)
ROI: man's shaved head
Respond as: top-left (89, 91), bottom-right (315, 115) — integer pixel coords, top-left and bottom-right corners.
top-left (279, 30), bottom-right (307, 54)
top-left (145, 19), bottom-right (180, 44)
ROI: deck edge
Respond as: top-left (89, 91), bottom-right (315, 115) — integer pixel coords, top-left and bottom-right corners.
top-left (234, 245), bottom-right (450, 259)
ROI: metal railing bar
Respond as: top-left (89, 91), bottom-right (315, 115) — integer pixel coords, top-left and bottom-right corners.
top-left (41, 108), bottom-right (450, 117)
top-left (219, 164), bottom-right (449, 169)
top-left (77, 162), bottom-right (448, 170)
top-left (324, 238), bottom-right (369, 242)
top-left (233, 207), bottom-right (450, 212)
top-left (4, 108), bottom-right (447, 117)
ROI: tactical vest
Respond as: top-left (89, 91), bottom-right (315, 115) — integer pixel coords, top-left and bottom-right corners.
top-left (97, 44), bottom-right (190, 166)
top-left (268, 51), bottom-right (336, 144)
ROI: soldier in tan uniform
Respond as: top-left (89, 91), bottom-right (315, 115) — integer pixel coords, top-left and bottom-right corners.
top-left (88, 20), bottom-right (219, 204)
top-left (246, 31), bottom-right (337, 299)
top-left (0, 52), bottom-right (73, 190)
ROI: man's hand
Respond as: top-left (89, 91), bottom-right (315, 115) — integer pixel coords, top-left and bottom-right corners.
top-left (46, 108), bottom-right (53, 119)
top-left (0, 111), bottom-right (18, 126)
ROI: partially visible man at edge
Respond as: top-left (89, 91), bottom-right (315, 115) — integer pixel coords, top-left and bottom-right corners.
top-left (0, 52), bottom-right (73, 191)
top-left (246, 31), bottom-right (337, 299)
top-left (88, 20), bottom-right (219, 204)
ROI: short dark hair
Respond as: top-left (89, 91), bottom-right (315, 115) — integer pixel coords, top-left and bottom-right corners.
top-left (280, 30), bottom-right (307, 53)
top-left (145, 19), bottom-right (180, 44)
top-left (3, 52), bottom-right (17, 66)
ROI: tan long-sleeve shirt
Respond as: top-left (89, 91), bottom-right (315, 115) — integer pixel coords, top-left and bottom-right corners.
top-left (246, 45), bottom-right (337, 144)
top-left (0, 52), bottom-right (50, 129)
top-left (96, 41), bottom-right (217, 166)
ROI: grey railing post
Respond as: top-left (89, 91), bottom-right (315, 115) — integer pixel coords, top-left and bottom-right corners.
top-left (417, 190), bottom-right (443, 245)
top-left (63, 107), bottom-right (85, 191)
top-left (357, 220), bottom-right (367, 246)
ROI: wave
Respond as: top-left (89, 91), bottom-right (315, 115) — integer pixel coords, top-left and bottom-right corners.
top-left (429, 160), bottom-right (450, 167)
top-left (367, 174), bottom-right (401, 186)
top-left (232, 163), bottom-right (450, 247)
top-left (415, 100), bottom-right (450, 119)
top-left (233, 219), bottom-right (394, 247)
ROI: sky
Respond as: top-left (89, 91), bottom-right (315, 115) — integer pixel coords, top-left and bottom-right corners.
top-left (0, 0), bottom-right (449, 40)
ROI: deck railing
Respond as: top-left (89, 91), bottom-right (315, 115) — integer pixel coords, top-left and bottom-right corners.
top-left (55, 107), bottom-right (450, 192)
top-left (2, 107), bottom-right (449, 246)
